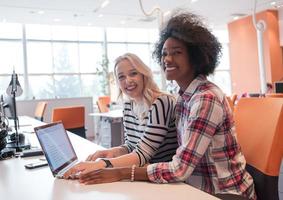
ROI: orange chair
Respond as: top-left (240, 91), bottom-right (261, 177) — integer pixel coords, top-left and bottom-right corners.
top-left (231, 93), bottom-right (238, 105)
top-left (34, 101), bottom-right (47, 121)
top-left (226, 96), bottom-right (234, 112)
top-left (265, 93), bottom-right (283, 98)
top-left (51, 106), bottom-right (86, 138)
top-left (234, 98), bottom-right (283, 200)
top-left (97, 96), bottom-right (111, 113)
top-left (226, 94), bottom-right (237, 113)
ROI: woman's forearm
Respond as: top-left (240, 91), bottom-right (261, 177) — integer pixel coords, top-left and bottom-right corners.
top-left (110, 152), bottom-right (140, 167)
top-left (111, 146), bottom-right (129, 157)
top-left (134, 167), bottom-right (150, 181)
top-left (120, 166), bottom-right (149, 181)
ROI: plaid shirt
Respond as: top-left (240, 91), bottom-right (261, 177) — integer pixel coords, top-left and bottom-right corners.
top-left (147, 75), bottom-right (256, 199)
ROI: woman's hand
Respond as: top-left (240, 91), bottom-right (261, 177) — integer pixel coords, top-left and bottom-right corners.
top-left (86, 149), bottom-right (115, 161)
top-left (79, 168), bottom-right (125, 184)
top-left (63, 161), bottom-right (104, 179)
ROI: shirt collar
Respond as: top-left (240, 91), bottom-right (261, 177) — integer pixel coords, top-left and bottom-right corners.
top-left (178, 75), bottom-right (207, 101)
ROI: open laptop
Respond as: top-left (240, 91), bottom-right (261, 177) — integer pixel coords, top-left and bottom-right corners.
top-left (34, 121), bottom-right (78, 178)
top-left (275, 81), bottom-right (283, 93)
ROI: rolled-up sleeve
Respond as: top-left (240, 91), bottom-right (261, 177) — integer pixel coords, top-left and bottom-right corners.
top-left (147, 94), bottom-right (224, 183)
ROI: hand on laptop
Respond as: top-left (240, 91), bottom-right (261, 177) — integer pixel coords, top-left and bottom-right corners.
top-left (86, 149), bottom-right (115, 161)
top-left (63, 161), bottom-right (105, 179)
top-left (78, 168), bottom-right (125, 185)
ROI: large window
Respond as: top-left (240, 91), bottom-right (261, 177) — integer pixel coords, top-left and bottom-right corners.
top-left (209, 30), bottom-right (232, 95)
top-left (24, 24), bottom-right (105, 100)
top-left (0, 23), bottom-right (231, 101)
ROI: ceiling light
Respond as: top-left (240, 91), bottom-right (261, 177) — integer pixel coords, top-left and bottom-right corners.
top-left (2, 18), bottom-right (7, 23)
top-left (163, 11), bottom-right (171, 17)
top-left (87, 23), bottom-right (92, 26)
top-left (191, 0), bottom-right (198, 3)
top-left (138, 16), bottom-right (156, 22)
top-left (120, 20), bottom-right (126, 25)
top-left (53, 18), bottom-right (61, 22)
top-left (271, 1), bottom-right (276, 6)
top-left (98, 14), bottom-right (103, 18)
top-left (231, 13), bottom-right (246, 21)
top-left (101, 0), bottom-right (110, 8)
top-left (233, 16), bottom-right (240, 20)
top-left (38, 10), bottom-right (44, 15)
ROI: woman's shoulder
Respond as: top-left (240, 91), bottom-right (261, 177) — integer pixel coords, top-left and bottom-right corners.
top-left (123, 100), bottom-right (132, 111)
top-left (193, 81), bottom-right (225, 103)
top-left (152, 93), bottom-right (176, 107)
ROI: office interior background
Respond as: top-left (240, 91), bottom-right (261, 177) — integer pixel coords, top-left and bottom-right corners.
top-left (0, 0), bottom-right (283, 139)
top-left (1, 0), bottom-right (282, 99)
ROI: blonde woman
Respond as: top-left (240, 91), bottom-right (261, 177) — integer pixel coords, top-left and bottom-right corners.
top-left (64, 53), bottom-right (178, 178)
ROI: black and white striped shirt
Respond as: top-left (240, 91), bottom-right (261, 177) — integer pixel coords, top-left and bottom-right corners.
top-left (122, 95), bottom-right (178, 166)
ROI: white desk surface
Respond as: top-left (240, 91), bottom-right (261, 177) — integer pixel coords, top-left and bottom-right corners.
top-left (0, 116), bottom-right (219, 200)
top-left (89, 109), bottom-right (123, 118)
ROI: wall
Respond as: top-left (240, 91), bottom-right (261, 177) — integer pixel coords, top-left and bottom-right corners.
top-left (16, 97), bottom-right (94, 139)
top-left (279, 7), bottom-right (283, 46)
top-left (228, 10), bottom-right (283, 95)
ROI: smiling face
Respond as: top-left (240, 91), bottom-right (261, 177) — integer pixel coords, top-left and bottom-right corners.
top-left (115, 59), bottom-right (144, 102)
top-left (161, 37), bottom-right (195, 91)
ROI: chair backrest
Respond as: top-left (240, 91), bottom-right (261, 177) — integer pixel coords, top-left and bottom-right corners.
top-left (226, 94), bottom-right (238, 113)
top-left (234, 98), bottom-right (283, 200)
top-left (34, 101), bottom-right (47, 121)
top-left (231, 93), bottom-right (238, 104)
top-left (265, 93), bottom-right (283, 98)
top-left (97, 96), bottom-right (111, 113)
top-left (226, 96), bottom-right (234, 112)
top-left (51, 106), bottom-right (86, 138)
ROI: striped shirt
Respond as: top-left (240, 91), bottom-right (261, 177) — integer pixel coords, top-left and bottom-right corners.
top-left (147, 75), bottom-right (256, 200)
top-left (122, 94), bottom-right (178, 166)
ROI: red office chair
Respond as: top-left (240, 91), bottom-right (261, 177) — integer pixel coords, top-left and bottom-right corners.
top-left (51, 106), bottom-right (86, 138)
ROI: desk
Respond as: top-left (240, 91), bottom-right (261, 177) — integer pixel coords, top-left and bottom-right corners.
top-left (90, 109), bottom-right (124, 148)
top-left (0, 116), bottom-right (219, 200)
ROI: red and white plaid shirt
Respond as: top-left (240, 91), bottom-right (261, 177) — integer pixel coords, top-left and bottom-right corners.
top-left (147, 75), bottom-right (256, 199)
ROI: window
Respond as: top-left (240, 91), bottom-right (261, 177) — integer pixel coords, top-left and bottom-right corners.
top-left (24, 25), bottom-right (105, 100)
top-left (210, 30), bottom-right (232, 95)
top-left (27, 42), bottom-right (53, 74)
top-left (53, 42), bottom-right (79, 73)
top-left (0, 41), bottom-right (24, 74)
top-left (79, 43), bottom-right (103, 73)
top-left (0, 24), bottom-right (232, 101)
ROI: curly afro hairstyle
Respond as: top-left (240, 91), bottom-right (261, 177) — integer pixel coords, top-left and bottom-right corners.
top-left (153, 11), bottom-right (222, 77)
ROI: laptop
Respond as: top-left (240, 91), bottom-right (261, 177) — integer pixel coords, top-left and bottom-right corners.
top-left (34, 121), bottom-right (78, 178)
top-left (275, 82), bottom-right (283, 93)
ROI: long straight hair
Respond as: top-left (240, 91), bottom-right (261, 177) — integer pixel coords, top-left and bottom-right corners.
top-left (114, 53), bottom-right (165, 106)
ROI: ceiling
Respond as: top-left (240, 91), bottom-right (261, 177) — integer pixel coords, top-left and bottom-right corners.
top-left (0, 0), bottom-right (282, 30)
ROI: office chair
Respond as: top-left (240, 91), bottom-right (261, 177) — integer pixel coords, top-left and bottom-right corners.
top-left (97, 96), bottom-right (111, 113)
top-left (34, 101), bottom-right (47, 121)
top-left (226, 96), bottom-right (234, 112)
top-left (265, 93), bottom-right (283, 98)
top-left (231, 93), bottom-right (238, 105)
top-left (234, 97), bottom-right (283, 200)
top-left (51, 106), bottom-right (86, 138)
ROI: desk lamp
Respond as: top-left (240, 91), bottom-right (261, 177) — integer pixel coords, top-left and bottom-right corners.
top-left (6, 70), bottom-right (30, 152)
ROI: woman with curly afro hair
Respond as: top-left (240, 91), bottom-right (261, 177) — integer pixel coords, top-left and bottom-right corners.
top-left (72, 11), bottom-right (257, 200)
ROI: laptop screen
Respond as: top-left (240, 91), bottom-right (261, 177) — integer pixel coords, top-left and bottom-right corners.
top-left (275, 82), bottom-right (283, 93)
top-left (34, 122), bottom-right (77, 175)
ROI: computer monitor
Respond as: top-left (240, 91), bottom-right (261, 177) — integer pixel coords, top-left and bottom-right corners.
top-left (275, 82), bottom-right (283, 93)
top-left (3, 95), bottom-right (16, 120)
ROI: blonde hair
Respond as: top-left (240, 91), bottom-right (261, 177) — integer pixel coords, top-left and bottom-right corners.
top-left (114, 53), bottom-right (165, 106)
